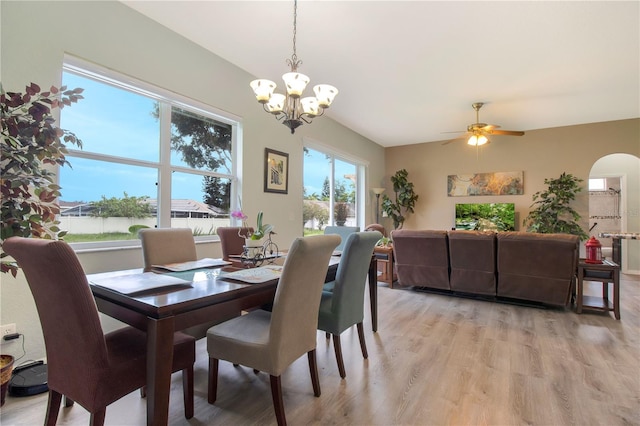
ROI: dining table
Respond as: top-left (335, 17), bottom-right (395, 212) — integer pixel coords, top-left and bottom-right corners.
top-left (87, 254), bottom-right (377, 425)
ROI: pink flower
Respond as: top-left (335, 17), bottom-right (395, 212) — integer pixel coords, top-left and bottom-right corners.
top-left (231, 210), bottom-right (248, 220)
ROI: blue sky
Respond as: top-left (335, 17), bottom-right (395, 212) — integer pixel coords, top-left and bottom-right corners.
top-left (59, 72), bottom-right (350, 204)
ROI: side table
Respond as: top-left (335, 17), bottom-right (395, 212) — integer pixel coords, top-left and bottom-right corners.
top-left (374, 245), bottom-right (397, 288)
top-left (576, 259), bottom-right (621, 320)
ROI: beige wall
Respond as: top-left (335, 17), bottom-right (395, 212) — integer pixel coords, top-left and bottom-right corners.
top-left (384, 118), bottom-right (639, 270)
top-left (0, 1), bottom-right (384, 360)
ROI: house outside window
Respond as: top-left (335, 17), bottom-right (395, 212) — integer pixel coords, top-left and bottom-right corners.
top-left (59, 57), bottom-right (240, 247)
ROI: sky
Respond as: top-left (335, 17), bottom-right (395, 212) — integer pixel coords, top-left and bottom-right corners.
top-left (59, 71), bottom-right (352, 205)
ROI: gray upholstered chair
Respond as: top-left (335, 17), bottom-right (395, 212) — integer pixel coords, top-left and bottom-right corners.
top-left (3, 237), bottom-right (195, 425)
top-left (216, 226), bottom-right (254, 268)
top-left (206, 234), bottom-right (340, 426)
top-left (324, 225), bottom-right (360, 251)
top-left (139, 227), bottom-right (236, 339)
top-left (317, 231), bottom-right (381, 378)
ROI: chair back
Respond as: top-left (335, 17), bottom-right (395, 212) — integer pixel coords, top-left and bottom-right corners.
top-left (364, 223), bottom-right (387, 237)
top-left (268, 234), bottom-right (340, 371)
top-left (329, 231), bottom-right (381, 329)
top-left (324, 226), bottom-right (360, 251)
top-left (139, 228), bottom-right (197, 272)
top-left (217, 227), bottom-right (254, 261)
top-left (2, 238), bottom-right (110, 399)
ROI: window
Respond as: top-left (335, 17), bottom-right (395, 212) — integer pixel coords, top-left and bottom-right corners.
top-left (302, 144), bottom-right (365, 234)
top-left (59, 57), bottom-right (240, 246)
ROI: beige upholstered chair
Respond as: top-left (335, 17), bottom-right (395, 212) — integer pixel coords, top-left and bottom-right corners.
top-left (3, 237), bottom-right (195, 425)
top-left (138, 227), bottom-right (197, 272)
top-left (318, 231), bottom-right (381, 378)
top-left (206, 234), bottom-right (341, 426)
top-left (216, 226), bottom-right (254, 268)
top-left (139, 227), bottom-right (236, 339)
top-left (364, 223), bottom-right (387, 237)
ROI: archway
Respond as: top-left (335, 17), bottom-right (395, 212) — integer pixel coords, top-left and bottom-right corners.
top-left (589, 153), bottom-right (640, 275)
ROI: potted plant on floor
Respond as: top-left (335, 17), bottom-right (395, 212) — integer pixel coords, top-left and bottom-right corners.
top-left (523, 172), bottom-right (589, 240)
top-left (1, 83), bottom-right (84, 276)
top-left (381, 169), bottom-right (419, 229)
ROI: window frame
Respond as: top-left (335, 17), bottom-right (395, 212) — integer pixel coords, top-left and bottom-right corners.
top-left (303, 137), bottom-right (369, 230)
top-left (61, 55), bottom-right (242, 250)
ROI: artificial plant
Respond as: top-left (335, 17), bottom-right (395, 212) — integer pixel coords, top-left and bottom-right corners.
top-left (381, 169), bottom-right (419, 229)
top-left (1, 83), bottom-right (84, 275)
top-left (522, 172), bottom-right (588, 240)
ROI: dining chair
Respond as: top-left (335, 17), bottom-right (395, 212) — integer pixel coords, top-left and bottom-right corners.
top-left (206, 234), bottom-right (341, 426)
top-left (2, 237), bottom-right (195, 425)
top-left (139, 227), bottom-right (234, 340)
top-left (216, 226), bottom-right (254, 268)
top-left (317, 231), bottom-right (381, 378)
top-left (323, 225), bottom-right (360, 251)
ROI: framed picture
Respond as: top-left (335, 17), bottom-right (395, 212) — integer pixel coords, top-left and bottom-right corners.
top-left (264, 148), bottom-right (289, 194)
top-left (447, 171), bottom-right (524, 196)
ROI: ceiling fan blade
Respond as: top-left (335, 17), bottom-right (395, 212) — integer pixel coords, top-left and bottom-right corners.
top-left (481, 124), bottom-right (501, 131)
top-left (442, 130), bottom-right (467, 134)
top-left (489, 129), bottom-right (525, 136)
top-left (442, 135), bottom-right (467, 145)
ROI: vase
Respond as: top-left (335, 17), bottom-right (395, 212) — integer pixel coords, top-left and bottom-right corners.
top-left (245, 238), bottom-right (264, 258)
top-left (0, 355), bottom-right (14, 407)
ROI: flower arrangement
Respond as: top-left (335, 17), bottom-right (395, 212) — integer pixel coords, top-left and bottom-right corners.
top-left (231, 209), bottom-right (273, 240)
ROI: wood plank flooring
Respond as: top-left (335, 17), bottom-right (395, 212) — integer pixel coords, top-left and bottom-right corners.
top-left (1, 274), bottom-right (638, 425)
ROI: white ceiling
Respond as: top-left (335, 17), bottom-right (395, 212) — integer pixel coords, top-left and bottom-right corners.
top-left (121, 1), bottom-right (639, 147)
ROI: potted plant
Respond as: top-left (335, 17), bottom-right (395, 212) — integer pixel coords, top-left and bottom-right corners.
top-left (1, 83), bottom-right (83, 276)
top-left (381, 169), bottom-right (419, 229)
top-left (523, 172), bottom-right (589, 240)
top-left (334, 202), bottom-right (348, 226)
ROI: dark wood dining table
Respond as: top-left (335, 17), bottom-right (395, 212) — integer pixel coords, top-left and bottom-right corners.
top-left (87, 255), bottom-right (377, 425)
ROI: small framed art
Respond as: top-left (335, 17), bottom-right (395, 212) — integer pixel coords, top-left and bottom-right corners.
top-left (264, 148), bottom-right (289, 194)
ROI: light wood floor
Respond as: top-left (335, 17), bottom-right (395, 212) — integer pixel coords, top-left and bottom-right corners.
top-left (2, 274), bottom-right (639, 425)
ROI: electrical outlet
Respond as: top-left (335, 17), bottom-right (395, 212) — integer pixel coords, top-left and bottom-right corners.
top-left (1, 323), bottom-right (17, 337)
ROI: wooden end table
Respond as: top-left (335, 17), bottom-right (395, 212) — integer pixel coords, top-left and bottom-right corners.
top-left (576, 259), bottom-right (621, 320)
top-left (374, 245), bottom-right (397, 288)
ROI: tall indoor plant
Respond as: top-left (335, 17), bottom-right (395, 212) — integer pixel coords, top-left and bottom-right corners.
top-left (1, 83), bottom-right (83, 275)
top-left (381, 169), bottom-right (419, 229)
top-left (523, 172), bottom-right (589, 240)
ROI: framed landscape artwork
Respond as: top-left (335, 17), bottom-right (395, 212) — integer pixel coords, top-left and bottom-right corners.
top-left (447, 171), bottom-right (524, 196)
top-left (264, 148), bottom-right (289, 194)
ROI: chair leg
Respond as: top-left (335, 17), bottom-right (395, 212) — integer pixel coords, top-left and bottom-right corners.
top-left (332, 334), bottom-right (346, 378)
top-left (89, 409), bottom-right (106, 426)
top-left (269, 375), bottom-right (287, 426)
top-left (182, 367), bottom-right (194, 419)
top-left (208, 358), bottom-right (219, 404)
top-left (357, 322), bottom-right (368, 359)
top-left (307, 349), bottom-right (321, 397)
top-left (45, 390), bottom-right (62, 426)
top-left (63, 395), bottom-right (74, 407)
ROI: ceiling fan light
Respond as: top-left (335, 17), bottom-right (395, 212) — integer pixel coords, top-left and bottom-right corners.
top-left (313, 84), bottom-right (339, 108)
top-left (468, 135), bottom-right (489, 146)
top-left (265, 93), bottom-right (286, 114)
top-left (250, 79), bottom-right (276, 103)
top-left (282, 72), bottom-right (310, 98)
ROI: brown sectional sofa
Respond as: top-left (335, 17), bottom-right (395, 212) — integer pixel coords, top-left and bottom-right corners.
top-left (391, 229), bottom-right (580, 307)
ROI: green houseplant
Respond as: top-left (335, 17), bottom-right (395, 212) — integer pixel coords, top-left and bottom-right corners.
top-left (1, 83), bottom-right (83, 275)
top-left (523, 172), bottom-right (589, 240)
top-left (381, 169), bottom-right (419, 229)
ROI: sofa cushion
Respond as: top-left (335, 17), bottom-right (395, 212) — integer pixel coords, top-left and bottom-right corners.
top-left (391, 230), bottom-right (450, 290)
top-left (447, 230), bottom-right (497, 296)
top-left (496, 232), bottom-right (579, 306)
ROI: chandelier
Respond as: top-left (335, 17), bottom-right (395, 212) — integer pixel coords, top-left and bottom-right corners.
top-left (249, 0), bottom-right (338, 134)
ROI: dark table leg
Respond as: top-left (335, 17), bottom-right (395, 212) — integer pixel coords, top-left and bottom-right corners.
top-left (146, 316), bottom-right (175, 426)
top-left (612, 237), bottom-right (622, 267)
top-left (368, 256), bottom-right (377, 332)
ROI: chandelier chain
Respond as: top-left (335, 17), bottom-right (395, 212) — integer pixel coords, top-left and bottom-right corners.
top-left (287, 0), bottom-right (301, 71)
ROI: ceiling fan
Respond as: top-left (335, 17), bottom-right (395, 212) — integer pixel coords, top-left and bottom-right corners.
top-left (443, 102), bottom-right (525, 146)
